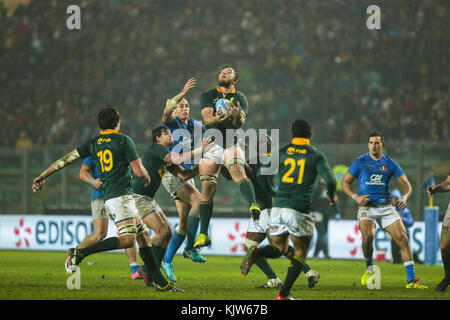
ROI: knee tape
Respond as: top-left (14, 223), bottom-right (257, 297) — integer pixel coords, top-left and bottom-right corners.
top-left (244, 238), bottom-right (260, 251)
top-left (442, 227), bottom-right (450, 243)
top-left (226, 158), bottom-right (245, 170)
top-left (118, 224), bottom-right (138, 236)
top-left (136, 221), bottom-right (147, 235)
top-left (200, 173), bottom-right (218, 183)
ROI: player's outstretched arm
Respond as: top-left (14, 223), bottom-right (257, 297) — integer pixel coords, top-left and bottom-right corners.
top-left (162, 78), bottom-right (196, 123)
top-left (32, 149), bottom-right (81, 192)
top-left (427, 175), bottom-right (450, 196)
top-left (396, 175), bottom-right (412, 210)
top-left (164, 137), bottom-right (213, 165)
top-left (168, 165), bottom-right (199, 181)
top-left (130, 158), bottom-right (151, 187)
top-left (79, 164), bottom-right (103, 190)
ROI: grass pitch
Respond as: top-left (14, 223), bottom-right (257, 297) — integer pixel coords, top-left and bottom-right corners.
top-left (0, 250), bottom-right (448, 300)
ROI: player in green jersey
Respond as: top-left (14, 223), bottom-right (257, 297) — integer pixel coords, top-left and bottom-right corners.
top-left (32, 106), bottom-right (182, 292)
top-left (132, 125), bottom-right (212, 285)
top-left (269, 119), bottom-right (337, 300)
top-left (222, 135), bottom-right (320, 289)
top-left (195, 64), bottom-right (261, 248)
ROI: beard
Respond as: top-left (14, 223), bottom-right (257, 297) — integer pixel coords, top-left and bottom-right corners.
top-left (218, 77), bottom-right (234, 87)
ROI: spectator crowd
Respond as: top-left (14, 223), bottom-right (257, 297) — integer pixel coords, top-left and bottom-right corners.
top-left (1, 0), bottom-right (448, 147)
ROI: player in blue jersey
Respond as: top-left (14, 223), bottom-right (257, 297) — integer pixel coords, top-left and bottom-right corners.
top-left (79, 156), bottom-right (142, 279)
top-left (342, 131), bottom-right (427, 289)
top-left (160, 78), bottom-right (206, 282)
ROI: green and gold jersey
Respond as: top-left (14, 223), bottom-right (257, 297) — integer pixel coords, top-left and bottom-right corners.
top-left (76, 129), bottom-right (139, 202)
top-left (273, 138), bottom-right (336, 213)
top-left (248, 158), bottom-right (276, 211)
top-left (131, 143), bottom-right (171, 199)
top-left (200, 87), bottom-right (249, 147)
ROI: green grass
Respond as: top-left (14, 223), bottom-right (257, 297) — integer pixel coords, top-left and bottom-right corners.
top-left (0, 250), bottom-right (448, 300)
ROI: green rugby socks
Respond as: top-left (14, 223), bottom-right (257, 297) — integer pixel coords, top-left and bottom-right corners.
top-left (199, 201), bottom-right (213, 235)
top-left (77, 237), bottom-right (119, 257)
top-left (237, 178), bottom-right (257, 207)
top-left (280, 255), bottom-right (305, 297)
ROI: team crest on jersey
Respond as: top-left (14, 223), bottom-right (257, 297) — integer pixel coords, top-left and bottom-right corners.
top-left (380, 165), bottom-right (387, 172)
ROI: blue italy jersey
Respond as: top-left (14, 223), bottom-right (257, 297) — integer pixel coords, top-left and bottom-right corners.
top-left (163, 117), bottom-right (204, 170)
top-left (82, 156), bottom-right (103, 201)
top-left (348, 153), bottom-right (404, 206)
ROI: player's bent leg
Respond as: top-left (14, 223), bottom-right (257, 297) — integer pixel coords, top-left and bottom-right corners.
top-left (359, 219), bottom-right (376, 285)
top-left (385, 219), bottom-right (427, 288)
top-left (77, 218), bottom-right (108, 249)
top-left (224, 147), bottom-right (261, 220)
top-left (241, 232), bottom-right (266, 275)
top-left (277, 235), bottom-right (310, 300)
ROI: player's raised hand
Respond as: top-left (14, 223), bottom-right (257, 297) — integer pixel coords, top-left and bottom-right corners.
top-left (181, 77), bottom-right (197, 95)
top-left (201, 137), bottom-right (214, 151)
top-left (32, 176), bottom-right (45, 192)
top-left (214, 110), bottom-right (231, 124)
top-left (355, 194), bottom-right (370, 206)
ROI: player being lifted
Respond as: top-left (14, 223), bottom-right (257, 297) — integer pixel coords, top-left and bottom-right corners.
top-left (221, 135), bottom-right (320, 289)
top-left (160, 78), bottom-right (207, 282)
top-left (194, 64), bottom-right (261, 248)
top-left (32, 106), bottom-right (181, 292)
top-left (426, 172), bottom-right (450, 292)
top-left (132, 125), bottom-right (212, 285)
top-left (268, 119), bottom-right (337, 300)
top-left (342, 131), bottom-right (427, 289)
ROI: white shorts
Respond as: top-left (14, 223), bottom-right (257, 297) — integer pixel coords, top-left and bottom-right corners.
top-left (247, 208), bottom-right (271, 234)
top-left (132, 193), bottom-right (162, 219)
top-left (357, 205), bottom-right (401, 229)
top-left (161, 171), bottom-right (196, 200)
top-left (268, 207), bottom-right (315, 238)
top-left (91, 199), bottom-right (108, 220)
top-left (202, 142), bottom-right (245, 165)
top-left (105, 195), bottom-right (138, 224)
top-left (202, 143), bottom-right (226, 164)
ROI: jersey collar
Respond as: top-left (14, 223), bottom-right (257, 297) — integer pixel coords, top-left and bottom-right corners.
top-left (216, 86), bottom-right (236, 97)
top-left (291, 138), bottom-right (310, 145)
top-left (101, 129), bottom-right (118, 135)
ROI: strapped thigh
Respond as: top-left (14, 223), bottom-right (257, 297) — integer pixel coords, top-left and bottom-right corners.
top-left (117, 223), bottom-right (138, 236)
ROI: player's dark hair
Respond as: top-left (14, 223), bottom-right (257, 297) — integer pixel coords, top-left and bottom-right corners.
top-left (152, 125), bottom-right (169, 143)
top-left (98, 106), bottom-right (120, 130)
top-left (291, 118), bottom-right (312, 139)
top-left (219, 64), bottom-right (239, 80)
top-left (369, 131), bottom-right (385, 145)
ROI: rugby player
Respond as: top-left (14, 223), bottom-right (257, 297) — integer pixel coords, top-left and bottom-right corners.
top-left (132, 125), bottom-right (212, 285)
top-left (268, 119), bottom-right (337, 300)
top-left (195, 64), bottom-right (261, 248)
top-left (231, 135), bottom-right (320, 289)
top-left (160, 78), bottom-right (207, 282)
top-left (32, 106), bottom-right (182, 292)
top-left (426, 172), bottom-right (450, 292)
top-left (342, 131), bottom-right (427, 289)
top-left (79, 156), bottom-right (141, 279)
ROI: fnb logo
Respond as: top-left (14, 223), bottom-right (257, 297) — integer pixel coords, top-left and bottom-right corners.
top-left (14, 217), bottom-right (32, 248)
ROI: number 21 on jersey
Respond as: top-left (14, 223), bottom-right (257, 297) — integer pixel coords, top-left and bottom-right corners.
top-left (97, 149), bottom-right (113, 172)
top-left (282, 158), bottom-right (305, 184)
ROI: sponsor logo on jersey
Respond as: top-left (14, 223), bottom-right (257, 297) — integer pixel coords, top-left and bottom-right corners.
top-left (287, 147), bottom-right (307, 155)
top-left (97, 138), bottom-right (111, 145)
top-left (365, 174), bottom-right (385, 186)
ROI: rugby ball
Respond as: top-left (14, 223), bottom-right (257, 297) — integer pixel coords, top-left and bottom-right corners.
top-left (215, 98), bottom-right (230, 115)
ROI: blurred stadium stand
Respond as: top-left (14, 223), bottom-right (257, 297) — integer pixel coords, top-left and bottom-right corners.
top-left (1, 0), bottom-right (448, 219)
